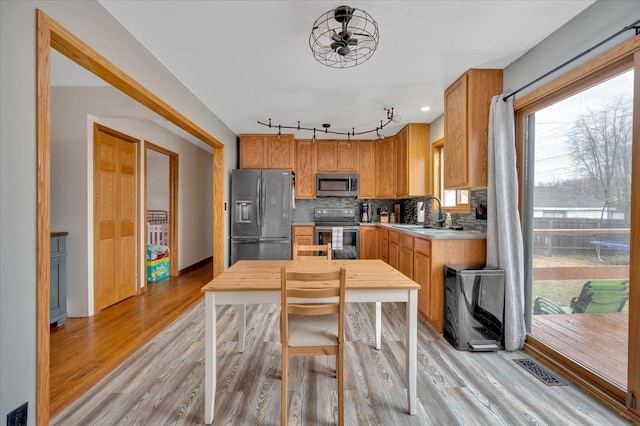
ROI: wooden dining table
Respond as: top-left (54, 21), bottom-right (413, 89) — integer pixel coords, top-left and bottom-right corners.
top-left (201, 259), bottom-right (421, 424)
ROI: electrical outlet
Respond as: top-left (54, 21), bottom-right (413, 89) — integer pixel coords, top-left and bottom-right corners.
top-left (7, 402), bottom-right (28, 426)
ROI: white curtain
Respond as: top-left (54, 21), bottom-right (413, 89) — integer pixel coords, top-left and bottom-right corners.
top-left (486, 95), bottom-right (526, 351)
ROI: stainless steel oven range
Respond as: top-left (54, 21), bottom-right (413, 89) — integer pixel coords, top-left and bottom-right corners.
top-left (314, 208), bottom-right (359, 259)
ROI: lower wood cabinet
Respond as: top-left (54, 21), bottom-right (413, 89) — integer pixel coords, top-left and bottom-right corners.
top-left (378, 228), bottom-right (389, 263)
top-left (292, 225), bottom-right (314, 256)
top-left (388, 230), bottom-right (399, 269)
top-left (359, 226), bottom-right (378, 259)
top-left (373, 226), bottom-right (487, 333)
top-left (420, 238), bottom-right (486, 332)
top-left (398, 234), bottom-right (414, 279)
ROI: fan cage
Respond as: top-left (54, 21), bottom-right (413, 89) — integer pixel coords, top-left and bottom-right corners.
top-left (309, 7), bottom-right (379, 69)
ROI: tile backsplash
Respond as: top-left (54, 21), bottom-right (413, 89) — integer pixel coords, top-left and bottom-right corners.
top-left (293, 189), bottom-right (487, 232)
top-left (293, 198), bottom-right (396, 223)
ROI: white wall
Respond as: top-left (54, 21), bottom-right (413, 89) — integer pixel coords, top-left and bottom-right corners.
top-left (503, 1), bottom-right (639, 99)
top-left (1, 2), bottom-right (235, 424)
top-left (429, 115), bottom-right (444, 143)
top-left (147, 150), bottom-right (170, 211)
top-left (52, 87), bottom-right (214, 316)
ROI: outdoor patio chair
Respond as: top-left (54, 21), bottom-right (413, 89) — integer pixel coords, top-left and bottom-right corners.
top-left (533, 296), bottom-right (574, 315)
top-left (533, 279), bottom-right (629, 315)
top-left (569, 279), bottom-right (629, 313)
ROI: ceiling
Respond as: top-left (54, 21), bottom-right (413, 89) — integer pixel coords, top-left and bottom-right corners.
top-left (62, 1), bottom-right (596, 140)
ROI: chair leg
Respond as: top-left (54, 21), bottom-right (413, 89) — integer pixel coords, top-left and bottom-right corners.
top-left (281, 348), bottom-right (288, 426)
top-left (375, 302), bottom-right (382, 350)
top-left (337, 344), bottom-right (344, 425)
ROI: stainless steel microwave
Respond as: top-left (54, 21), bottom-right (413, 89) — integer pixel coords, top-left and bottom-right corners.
top-left (316, 173), bottom-right (358, 197)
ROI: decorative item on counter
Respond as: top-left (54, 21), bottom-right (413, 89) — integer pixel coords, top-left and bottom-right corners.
top-left (380, 206), bottom-right (389, 223)
top-left (444, 213), bottom-right (453, 228)
top-left (394, 203), bottom-right (400, 223)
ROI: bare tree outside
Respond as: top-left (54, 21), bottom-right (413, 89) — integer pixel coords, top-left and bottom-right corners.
top-left (570, 95), bottom-right (633, 208)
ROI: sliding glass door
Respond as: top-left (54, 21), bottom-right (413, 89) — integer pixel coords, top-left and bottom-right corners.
top-left (517, 44), bottom-right (638, 417)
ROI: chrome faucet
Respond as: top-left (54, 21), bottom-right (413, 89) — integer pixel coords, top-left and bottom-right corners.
top-left (420, 195), bottom-right (444, 228)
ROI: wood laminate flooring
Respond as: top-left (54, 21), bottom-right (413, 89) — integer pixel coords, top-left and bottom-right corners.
top-left (50, 261), bottom-right (212, 417)
top-left (52, 297), bottom-right (630, 425)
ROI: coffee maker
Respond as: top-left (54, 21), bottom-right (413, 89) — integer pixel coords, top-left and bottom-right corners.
top-left (360, 203), bottom-right (372, 223)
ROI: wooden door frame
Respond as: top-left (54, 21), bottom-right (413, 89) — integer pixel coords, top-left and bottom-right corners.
top-left (514, 35), bottom-right (640, 422)
top-left (36, 10), bottom-right (225, 424)
top-left (144, 141), bottom-right (179, 278)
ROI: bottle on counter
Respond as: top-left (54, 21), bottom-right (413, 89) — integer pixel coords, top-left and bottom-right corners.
top-left (444, 213), bottom-right (452, 228)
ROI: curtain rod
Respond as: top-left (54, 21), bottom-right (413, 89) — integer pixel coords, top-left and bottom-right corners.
top-left (503, 19), bottom-right (640, 102)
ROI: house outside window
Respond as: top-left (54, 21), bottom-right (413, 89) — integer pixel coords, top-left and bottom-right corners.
top-left (431, 138), bottom-right (470, 213)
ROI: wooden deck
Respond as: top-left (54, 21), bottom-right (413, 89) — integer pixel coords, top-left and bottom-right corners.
top-left (531, 312), bottom-right (628, 387)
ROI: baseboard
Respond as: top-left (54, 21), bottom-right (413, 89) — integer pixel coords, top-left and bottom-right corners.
top-left (179, 256), bottom-right (213, 275)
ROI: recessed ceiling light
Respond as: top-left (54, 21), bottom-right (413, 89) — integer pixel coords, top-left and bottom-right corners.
top-left (421, 106), bottom-right (431, 112)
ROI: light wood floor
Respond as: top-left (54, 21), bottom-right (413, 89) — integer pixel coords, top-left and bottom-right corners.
top-left (52, 293), bottom-right (630, 424)
top-left (49, 261), bottom-right (212, 417)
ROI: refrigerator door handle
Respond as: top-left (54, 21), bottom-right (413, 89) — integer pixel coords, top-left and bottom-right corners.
top-left (261, 175), bottom-right (267, 234)
top-left (256, 176), bottom-right (262, 231)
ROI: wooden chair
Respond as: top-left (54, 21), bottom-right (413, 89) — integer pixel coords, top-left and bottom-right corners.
top-left (280, 267), bottom-right (346, 425)
top-left (293, 242), bottom-right (332, 260)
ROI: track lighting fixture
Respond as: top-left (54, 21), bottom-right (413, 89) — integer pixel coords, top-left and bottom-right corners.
top-left (257, 107), bottom-right (399, 142)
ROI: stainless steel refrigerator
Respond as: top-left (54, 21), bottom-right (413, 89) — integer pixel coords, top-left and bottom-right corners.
top-left (230, 169), bottom-right (293, 264)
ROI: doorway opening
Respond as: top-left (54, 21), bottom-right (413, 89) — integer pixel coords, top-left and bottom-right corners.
top-left (145, 142), bottom-right (179, 282)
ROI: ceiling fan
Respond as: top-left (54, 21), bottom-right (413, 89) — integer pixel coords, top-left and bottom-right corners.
top-left (309, 5), bottom-right (380, 68)
top-left (330, 6), bottom-right (361, 56)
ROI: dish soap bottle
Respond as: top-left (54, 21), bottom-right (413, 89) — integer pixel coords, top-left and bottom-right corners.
top-left (444, 213), bottom-right (452, 229)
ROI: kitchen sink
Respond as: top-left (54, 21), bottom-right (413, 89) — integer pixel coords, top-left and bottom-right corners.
top-left (388, 224), bottom-right (425, 229)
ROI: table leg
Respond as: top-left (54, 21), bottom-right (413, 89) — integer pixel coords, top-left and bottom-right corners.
top-left (375, 302), bottom-right (382, 350)
top-left (205, 292), bottom-right (217, 424)
top-left (237, 304), bottom-right (246, 352)
top-left (405, 289), bottom-right (417, 415)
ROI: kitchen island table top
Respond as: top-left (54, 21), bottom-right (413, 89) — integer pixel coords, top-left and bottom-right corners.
top-left (201, 259), bottom-right (420, 292)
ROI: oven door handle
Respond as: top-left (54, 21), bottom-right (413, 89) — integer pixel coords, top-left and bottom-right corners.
top-left (316, 226), bottom-right (359, 232)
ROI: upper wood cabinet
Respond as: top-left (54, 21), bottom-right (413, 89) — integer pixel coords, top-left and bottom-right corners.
top-left (316, 140), bottom-right (357, 172)
top-left (357, 141), bottom-right (375, 198)
top-left (239, 134), bottom-right (295, 169)
top-left (294, 140), bottom-right (317, 198)
top-left (374, 136), bottom-right (395, 198)
top-left (395, 123), bottom-right (430, 197)
top-left (444, 69), bottom-right (503, 189)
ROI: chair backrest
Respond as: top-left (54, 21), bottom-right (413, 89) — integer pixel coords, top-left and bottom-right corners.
top-left (293, 242), bottom-right (332, 260)
top-left (280, 267), bottom-right (346, 346)
top-left (570, 279), bottom-right (629, 313)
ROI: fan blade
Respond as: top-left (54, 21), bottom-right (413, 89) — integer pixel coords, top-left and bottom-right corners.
top-left (348, 38), bottom-right (358, 45)
top-left (330, 42), bottom-right (343, 50)
top-left (331, 30), bottom-right (342, 42)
